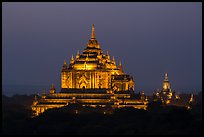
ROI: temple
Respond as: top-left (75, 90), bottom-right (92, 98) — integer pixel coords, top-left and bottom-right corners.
top-left (153, 73), bottom-right (193, 108)
top-left (157, 73), bottom-right (174, 104)
top-left (31, 24), bottom-right (148, 117)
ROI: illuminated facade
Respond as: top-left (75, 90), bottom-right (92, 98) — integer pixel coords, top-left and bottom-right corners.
top-left (31, 24), bottom-right (148, 117)
top-left (153, 73), bottom-right (193, 108)
top-left (153, 73), bottom-right (174, 104)
top-left (163, 73), bottom-right (171, 92)
top-left (61, 24), bottom-right (134, 91)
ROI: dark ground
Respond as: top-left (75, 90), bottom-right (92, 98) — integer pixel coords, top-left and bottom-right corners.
top-left (1, 93), bottom-right (202, 135)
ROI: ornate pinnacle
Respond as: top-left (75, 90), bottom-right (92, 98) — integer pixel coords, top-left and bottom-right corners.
top-left (76, 50), bottom-right (80, 59)
top-left (63, 60), bottom-right (67, 70)
top-left (112, 56), bottom-right (115, 61)
top-left (85, 54), bottom-right (89, 61)
top-left (106, 51), bottom-right (109, 55)
top-left (112, 56), bottom-right (116, 64)
top-left (91, 24), bottom-right (95, 39)
top-left (119, 60), bottom-right (122, 67)
top-left (51, 83), bottom-right (55, 90)
top-left (70, 55), bottom-right (75, 64)
top-left (119, 60), bottom-right (123, 72)
top-left (71, 55), bottom-right (74, 61)
top-left (63, 60), bottom-right (67, 65)
top-left (165, 73), bottom-right (168, 81)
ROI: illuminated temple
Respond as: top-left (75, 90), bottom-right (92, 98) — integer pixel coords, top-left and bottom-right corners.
top-left (31, 24), bottom-right (148, 116)
top-left (153, 73), bottom-right (175, 104)
top-left (153, 73), bottom-right (193, 108)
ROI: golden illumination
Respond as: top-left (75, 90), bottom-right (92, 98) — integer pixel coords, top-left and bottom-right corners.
top-left (163, 73), bottom-right (171, 91)
top-left (60, 24), bottom-right (132, 89)
top-left (189, 93), bottom-right (193, 103)
top-left (31, 24), bottom-right (148, 117)
top-left (166, 100), bottom-right (170, 104)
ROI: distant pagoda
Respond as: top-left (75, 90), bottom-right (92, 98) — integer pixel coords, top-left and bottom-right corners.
top-left (153, 73), bottom-right (193, 108)
top-left (154, 73), bottom-right (174, 104)
top-left (31, 24), bottom-right (148, 117)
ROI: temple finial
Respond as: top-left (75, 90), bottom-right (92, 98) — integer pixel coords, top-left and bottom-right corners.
top-left (165, 72), bottom-right (168, 80)
top-left (70, 55), bottom-right (74, 64)
top-left (119, 60), bottom-right (123, 73)
top-left (106, 51), bottom-right (109, 55)
top-left (51, 83), bottom-right (55, 90)
top-left (91, 24), bottom-right (95, 39)
top-left (76, 50), bottom-right (80, 59)
top-left (112, 56), bottom-right (115, 61)
top-left (63, 60), bottom-right (67, 65)
top-left (50, 83), bottom-right (55, 94)
top-left (62, 60), bottom-right (67, 70)
top-left (112, 56), bottom-right (116, 65)
top-left (119, 61), bottom-right (122, 67)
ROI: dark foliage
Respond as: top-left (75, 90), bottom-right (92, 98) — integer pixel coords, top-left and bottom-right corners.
top-left (2, 94), bottom-right (202, 135)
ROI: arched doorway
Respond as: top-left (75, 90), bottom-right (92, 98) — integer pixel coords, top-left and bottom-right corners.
top-left (80, 83), bottom-right (86, 89)
top-left (82, 86), bottom-right (85, 90)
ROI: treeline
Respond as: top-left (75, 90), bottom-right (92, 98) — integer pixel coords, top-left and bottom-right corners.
top-left (2, 94), bottom-right (202, 135)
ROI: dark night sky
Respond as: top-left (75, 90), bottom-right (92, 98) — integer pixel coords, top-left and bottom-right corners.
top-left (2, 2), bottom-right (202, 96)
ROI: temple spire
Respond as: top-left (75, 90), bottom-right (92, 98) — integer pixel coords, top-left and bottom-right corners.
top-left (164, 73), bottom-right (168, 81)
top-left (119, 61), bottom-right (122, 67)
top-left (76, 50), bottom-right (80, 59)
top-left (112, 56), bottom-right (115, 60)
top-left (87, 24), bottom-right (100, 49)
top-left (70, 55), bottom-right (74, 64)
top-left (112, 56), bottom-right (115, 61)
top-left (112, 56), bottom-right (116, 65)
top-left (106, 51), bottom-right (109, 55)
top-left (50, 83), bottom-right (55, 94)
top-left (62, 60), bottom-right (67, 70)
top-left (51, 83), bottom-right (55, 90)
top-left (91, 24), bottom-right (95, 39)
top-left (163, 72), bottom-right (171, 91)
top-left (119, 60), bottom-right (123, 73)
top-left (86, 54), bottom-right (89, 61)
top-left (63, 60), bottom-right (67, 66)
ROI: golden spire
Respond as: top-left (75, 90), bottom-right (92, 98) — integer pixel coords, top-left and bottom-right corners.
top-left (163, 72), bottom-right (171, 91)
top-left (106, 51), bottom-right (109, 55)
top-left (119, 60), bottom-right (122, 67)
top-left (41, 90), bottom-right (46, 98)
top-left (34, 94), bottom-right (38, 100)
top-left (71, 55), bottom-right (74, 60)
top-left (62, 60), bottom-right (67, 70)
top-left (189, 93), bottom-right (193, 103)
top-left (63, 60), bottom-right (67, 65)
top-left (84, 61), bottom-right (87, 70)
top-left (119, 61), bottom-right (123, 73)
top-left (76, 50), bottom-right (80, 59)
top-left (106, 51), bottom-right (110, 60)
top-left (112, 56), bottom-right (116, 64)
top-left (112, 56), bottom-right (115, 61)
top-left (50, 83), bottom-right (55, 94)
top-left (51, 83), bottom-right (55, 90)
top-left (86, 54), bottom-right (89, 61)
top-left (91, 24), bottom-right (95, 39)
top-left (164, 73), bottom-right (168, 81)
top-left (70, 55), bottom-right (74, 64)
top-left (87, 24), bottom-right (100, 49)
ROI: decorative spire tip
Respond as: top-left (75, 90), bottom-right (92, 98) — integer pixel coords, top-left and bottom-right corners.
top-left (91, 24), bottom-right (95, 39)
